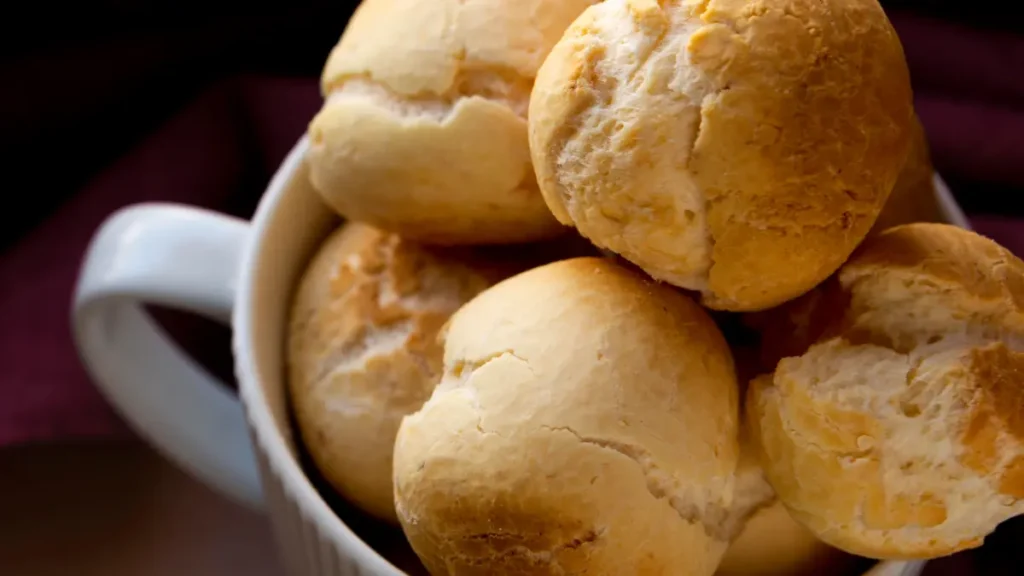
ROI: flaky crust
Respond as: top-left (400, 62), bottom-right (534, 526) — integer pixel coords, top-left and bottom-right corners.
top-left (871, 114), bottom-right (943, 234)
top-left (287, 223), bottom-right (497, 522)
top-left (307, 0), bottom-right (595, 245)
top-left (747, 223), bottom-right (1024, 559)
top-left (529, 0), bottom-right (913, 310)
top-left (393, 257), bottom-right (740, 575)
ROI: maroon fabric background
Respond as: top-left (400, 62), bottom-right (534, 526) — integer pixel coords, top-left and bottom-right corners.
top-left (0, 77), bottom-right (321, 444)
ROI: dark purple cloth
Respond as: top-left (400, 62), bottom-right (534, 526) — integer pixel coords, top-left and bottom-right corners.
top-left (2, 9), bottom-right (1024, 447)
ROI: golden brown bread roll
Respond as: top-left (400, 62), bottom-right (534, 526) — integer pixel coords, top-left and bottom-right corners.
top-left (287, 223), bottom-right (520, 522)
top-left (871, 115), bottom-right (944, 234)
top-left (307, 0), bottom-right (595, 245)
top-left (747, 223), bottom-right (1024, 559)
top-left (393, 257), bottom-right (741, 575)
top-left (529, 0), bottom-right (914, 311)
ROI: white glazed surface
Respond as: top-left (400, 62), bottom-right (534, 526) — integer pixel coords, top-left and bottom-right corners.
top-left (75, 136), bottom-right (969, 576)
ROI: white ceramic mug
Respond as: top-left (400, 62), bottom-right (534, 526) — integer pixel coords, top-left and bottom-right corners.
top-left (74, 137), bottom-right (958, 576)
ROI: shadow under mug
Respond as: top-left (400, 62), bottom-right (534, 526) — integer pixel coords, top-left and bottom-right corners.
top-left (73, 136), bottom-right (957, 576)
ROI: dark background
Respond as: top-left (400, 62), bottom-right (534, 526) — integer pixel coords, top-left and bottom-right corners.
top-left (1, 1), bottom-right (355, 246)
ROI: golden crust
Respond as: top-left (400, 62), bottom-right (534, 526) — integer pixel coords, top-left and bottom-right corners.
top-left (307, 0), bottom-right (595, 245)
top-left (287, 223), bottom-right (507, 522)
top-left (529, 0), bottom-right (913, 311)
top-left (746, 224), bottom-right (1024, 559)
top-left (871, 114), bottom-right (943, 234)
top-left (393, 257), bottom-right (741, 575)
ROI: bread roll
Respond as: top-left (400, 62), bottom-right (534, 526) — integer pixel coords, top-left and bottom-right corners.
top-left (872, 115), bottom-right (943, 234)
top-left (529, 0), bottom-right (913, 311)
top-left (747, 223), bottom-right (1024, 559)
top-left (288, 223), bottom-right (515, 522)
top-left (307, 0), bottom-right (595, 245)
top-left (393, 257), bottom-right (740, 575)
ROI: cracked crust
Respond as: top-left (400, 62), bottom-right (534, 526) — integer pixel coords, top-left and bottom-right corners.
top-left (745, 224), bottom-right (1024, 559)
top-left (307, 0), bottom-right (596, 245)
top-left (288, 222), bottom-right (560, 522)
top-left (394, 257), bottom-right (741, 575)
top-left (528, 0), bottom-right (913, 310)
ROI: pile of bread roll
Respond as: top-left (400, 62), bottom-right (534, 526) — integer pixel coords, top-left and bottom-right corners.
top-left (288, 0), bottom-right (1024, 574)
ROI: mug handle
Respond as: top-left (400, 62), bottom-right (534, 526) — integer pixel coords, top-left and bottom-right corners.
top-left (72, 203), bottom-right (263, 510)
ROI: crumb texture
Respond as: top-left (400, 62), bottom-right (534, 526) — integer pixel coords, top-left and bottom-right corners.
top-left (747, 224), bottom-right (1024, 559)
